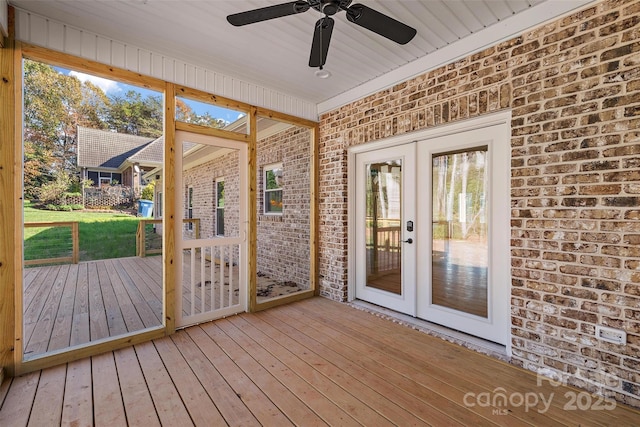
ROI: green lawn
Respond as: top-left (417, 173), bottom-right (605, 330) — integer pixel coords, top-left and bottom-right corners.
top-left (24, 202), bottom-right (142, 262)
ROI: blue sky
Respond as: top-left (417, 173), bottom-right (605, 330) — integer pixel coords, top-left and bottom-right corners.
top-left (60, 68), bottom-right (245, 124)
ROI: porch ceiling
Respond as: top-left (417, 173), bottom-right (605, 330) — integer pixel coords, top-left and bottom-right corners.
top-left (10, 0), bottom-right (594, 110)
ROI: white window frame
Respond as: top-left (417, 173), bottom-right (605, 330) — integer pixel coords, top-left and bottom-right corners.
top-left (263, 162), bottom-right (283, 215)
top-left (187, 185), bottom-right (194, 231)
top-left (215, 178), bottom-right (224, 236)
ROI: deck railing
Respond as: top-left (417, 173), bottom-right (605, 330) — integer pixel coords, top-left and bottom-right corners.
top-left (368, 225), bottom-right (401, 274)
top-left (24, 221), bottom-right (79, 265)
top-left (136, 218), bottom-right (200, 257)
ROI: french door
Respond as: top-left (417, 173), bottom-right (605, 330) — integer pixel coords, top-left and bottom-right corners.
top-left (353, 121), bottom-right (509, 344)
top-left (175, 130), bottom-right (248, 328)
top-left (354, 144), bottom-right (416, 314)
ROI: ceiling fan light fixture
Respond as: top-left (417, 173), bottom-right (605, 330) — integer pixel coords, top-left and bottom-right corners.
top-left (314, 67), bottom-right (331, 79)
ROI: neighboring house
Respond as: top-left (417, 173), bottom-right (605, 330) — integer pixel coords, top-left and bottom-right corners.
top-left (76, 126), bottom-right (163, 196)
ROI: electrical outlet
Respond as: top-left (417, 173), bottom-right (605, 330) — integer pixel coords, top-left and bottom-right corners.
top-left (596, 325), bottom-right (626, 345)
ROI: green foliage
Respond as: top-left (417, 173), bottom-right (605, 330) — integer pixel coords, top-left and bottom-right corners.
top-left (141, 181), bottom-right (155, 201)
top-left (23, 59), bottom-right (109, 198)
top-left (106, 91), bottom-right (163, 138)
top-left (38, 170), bottom-right (75, 204)
top-left (70, 204), bottom-right (85, 210)
top-left (23, 59), bottom-right (166, 199)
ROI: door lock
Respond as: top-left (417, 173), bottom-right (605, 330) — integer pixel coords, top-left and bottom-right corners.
top-left (403, 238), bottom-right (413, 244)
top-left (406, 220), bottom-right (414, 232)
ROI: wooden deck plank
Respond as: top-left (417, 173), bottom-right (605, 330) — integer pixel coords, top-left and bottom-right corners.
top-left (104, 259), bottom-right (146, 333)
top-left (27, 364), bottom-right (66, 427)
top-left (48, 263), bottom-right (79, 351)
top-left (112, 259), bottom-right (162, 327)
top-left (4, 298), bottom-right (640, 426)
top-left (153, 335), bottom-right (228, 426)
top-left (199, 321), bottom-right (329, 427)
top-left (134, 341), bottom-right (194, 426)
top-left (250, 310), bottom-right (445, 427)
top-left (292, 299), bottom-right (563, 425)
top-left (87, 261), bottom-right (109, 341)
top-left (183, 327), bottom-right (294, 427)
top-left (300, 298), bottom-right (634, 426)
top-left (61, 358), bottom-right (93, 427)
top-left (268, 304), bottom-right (494, 426)
top-left (96, 260), bottom-right (128, 338)
top-left (92, 352), bottom-right (127, 427)
top-left (119, 257), bottom-right (163, 314)
top-left (169, 331), bottom-right (262, 427)
top-left (215, 317), bottom-right (361, 426)
top-left (22, 265), bottom-right (66, 349)
top-left (0, 371), bottom-right (40, 427)
top-left (226, 314), bottom-right (397, 427)
top-left (113, 346), bottom-right (161, 427)
top-left (71, 263), bottom-right (90, 347)
top-left (24, 265), bottom-right (71, 356)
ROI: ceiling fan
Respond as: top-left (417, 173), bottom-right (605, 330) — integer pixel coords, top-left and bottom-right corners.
top-left (227, 0), bottom-right (417, 69)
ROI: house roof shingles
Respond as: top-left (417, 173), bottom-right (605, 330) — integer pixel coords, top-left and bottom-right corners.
top-left (76, 126), bottom-right (163, 169)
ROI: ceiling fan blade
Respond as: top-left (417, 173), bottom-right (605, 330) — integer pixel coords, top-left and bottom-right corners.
top-left (309, 17), bottom-right (334, 68)
top-left (346, 3), bottom-right (416, 45)
top-left (227, 1), bottom-right (310, 26)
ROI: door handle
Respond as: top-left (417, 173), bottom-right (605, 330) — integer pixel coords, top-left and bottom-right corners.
top-left (403, 238), bottom-right (413, 244)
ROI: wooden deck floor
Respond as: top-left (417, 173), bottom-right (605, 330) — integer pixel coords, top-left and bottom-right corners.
top-left (23, 257), bottom-right (165, 358)
top-left (2, 297), bottom-right (639, 426)
top-left (23, 256), bottom-right (305, 358)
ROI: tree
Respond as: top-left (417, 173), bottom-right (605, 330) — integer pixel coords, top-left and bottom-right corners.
top-left (175, 98), bottom-right (227, 128)
top-left (23, 60), bottom-right (108, 198)
top-left (106, 91), bottom-right (163, 137)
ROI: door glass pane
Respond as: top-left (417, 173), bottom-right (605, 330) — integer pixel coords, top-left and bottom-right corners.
top-left (365, 160), bottom-right (402, 295)
top-left (432, 148), bottom-right (488, 317)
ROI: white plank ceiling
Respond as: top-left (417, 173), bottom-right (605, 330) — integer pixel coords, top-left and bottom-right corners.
top-left (9, 0), bottom-right (594, 112)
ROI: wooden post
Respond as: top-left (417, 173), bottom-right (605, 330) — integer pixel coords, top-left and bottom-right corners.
top-left (248, 107), bottom-right (258, 312)
top-left (164, 82), bottom-right (176, 333)
top-left (136, 220), bottom-right (145, 257)
top-left (0, 6), bottom-right (17, 377)
top-left (71, 221), bottom-right (79, 263)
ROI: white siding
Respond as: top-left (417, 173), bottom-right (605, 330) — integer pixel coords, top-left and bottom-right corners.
top-left (14, 7), bottom-right (318, 121)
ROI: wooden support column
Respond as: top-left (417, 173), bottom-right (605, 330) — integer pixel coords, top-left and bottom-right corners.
top-left (164, 82), bottom-right (176, 333)
top-left (248, 107), bottom-right (258, 312)
top-left (0, 6), bottom-right (16, 378)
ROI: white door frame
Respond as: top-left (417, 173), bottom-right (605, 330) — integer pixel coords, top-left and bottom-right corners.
top-left (347, 112), bottom-right (511, 348)
top-left (353, 143), bottom-right (417, 315)
top-left (175, 130), bottom-right (248, 328)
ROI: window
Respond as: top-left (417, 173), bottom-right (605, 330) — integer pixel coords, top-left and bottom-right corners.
top-left (156, 191), bottom-right (163, 218)
top-left (187, 186), bottom-right (193, 230)
top-left (215, 179), bottom-right (224, 236)
top-left (264, 163), bottom-right (283, 214)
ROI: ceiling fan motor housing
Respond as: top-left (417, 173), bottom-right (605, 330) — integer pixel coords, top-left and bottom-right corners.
top-left (312, 0), bottom-right (352, 16)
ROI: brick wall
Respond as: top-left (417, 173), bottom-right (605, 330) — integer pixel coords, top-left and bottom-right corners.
top-left (182, 126), bottom-right (312, 290)
top-left (257, 126), bottom-right (312, 289)
top-left (183, 151), bottom-right (240, 240)
top-left (318, 0), bottom-right (640, 407)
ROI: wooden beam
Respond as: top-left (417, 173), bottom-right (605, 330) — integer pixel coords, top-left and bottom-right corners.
top-left (175, 121), bottom-right (249, 143)
top-left (248, 107), bottom-right (258, 312)
top-left (21, 43), bottom-right (165, 93)
top-left (256, 107), bottom-right (317, 129)
top-left (174, 85), bottom-right (251, 114)
top-left (312, 125), bottom-right (320, 296)
top-left (164, 82), bottom-right (177, 334)
top-left (0, 5), bottom-right (16, 377)
top-left (15, 327), bottom-right (166, 376)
